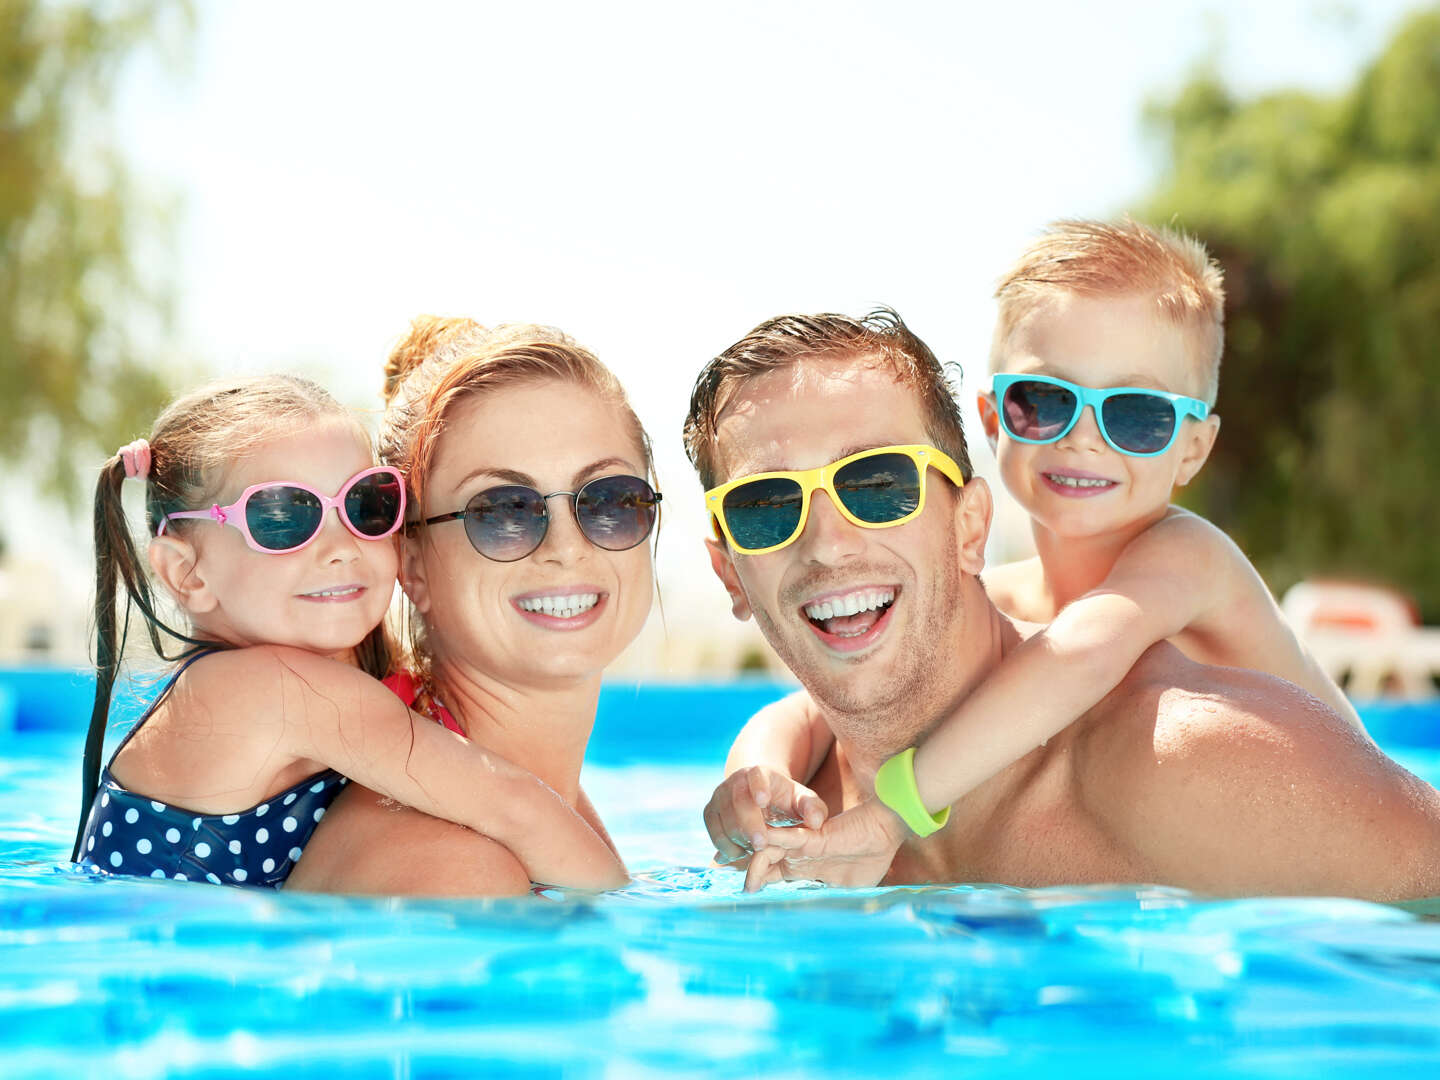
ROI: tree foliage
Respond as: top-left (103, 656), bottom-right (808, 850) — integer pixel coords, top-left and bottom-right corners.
top-left (0, 0), bottom-right (190, 506)
top-left (1141, 9), bottom-right (1440, 620)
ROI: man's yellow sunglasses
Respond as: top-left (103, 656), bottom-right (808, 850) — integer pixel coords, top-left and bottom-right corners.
top-left (705, 444), bottom-right (965, 555)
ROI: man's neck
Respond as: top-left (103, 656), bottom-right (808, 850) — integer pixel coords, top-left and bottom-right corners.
top-left (822, 583), bottom-right (1022, 789)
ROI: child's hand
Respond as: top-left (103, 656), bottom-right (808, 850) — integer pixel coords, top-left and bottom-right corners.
top-left (704, 766), bottom-right (829, 867)
top-left (740, 796), bottom-right (907, 892)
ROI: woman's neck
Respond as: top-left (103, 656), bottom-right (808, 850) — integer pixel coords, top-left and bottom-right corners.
top-left (428, 657), bottom-right (600, 805)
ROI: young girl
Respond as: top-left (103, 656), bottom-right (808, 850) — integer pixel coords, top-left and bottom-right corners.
top-left (75, 374), bottom-right (627, 890)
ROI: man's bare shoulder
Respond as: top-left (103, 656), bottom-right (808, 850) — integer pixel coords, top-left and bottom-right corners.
top-left (1072, 644), bottom-right (1440, 899)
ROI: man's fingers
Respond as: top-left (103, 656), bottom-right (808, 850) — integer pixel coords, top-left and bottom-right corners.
top-left (799, 793), bottom-right (828, 830)
top-left (746, 766), bottom-right (771, 810)
top-left (744, 846), bottom-right (785, 893)
top-left (704, 797), bottom-right (751, 863)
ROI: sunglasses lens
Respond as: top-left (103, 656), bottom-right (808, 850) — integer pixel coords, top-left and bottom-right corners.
top-left (245, 486), bottom-right (323, 551)
top-left (722, 477), bottom-right (804, 551)
top-left (1002, 379), bottom-right (1077, 441)
top-left (576, 476), bottom-right (658, 551)
top-left (833, 453), bottom-right (920, 523)
top-left (1102, 394), bottom-right (1176, 454)
top-left (462, 486), bottom-right (548, 561)
top-left (345, 472), bottom-right (405, 537)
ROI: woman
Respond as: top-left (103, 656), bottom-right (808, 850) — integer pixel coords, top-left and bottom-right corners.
top-left (289, 317), bottom-right (659, 895)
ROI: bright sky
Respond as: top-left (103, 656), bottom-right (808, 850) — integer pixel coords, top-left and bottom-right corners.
top-left (10, 0), bottom-right (1430, 656)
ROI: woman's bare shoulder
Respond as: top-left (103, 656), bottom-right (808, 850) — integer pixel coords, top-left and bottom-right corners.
top-left (287, 784), bottom-right (532, 897)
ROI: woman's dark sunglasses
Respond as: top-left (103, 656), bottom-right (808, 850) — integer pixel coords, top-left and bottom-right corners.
top-left (991, 373), bottom-right (1210, 457)
top-left (419, 474), bottom-right (661, 562)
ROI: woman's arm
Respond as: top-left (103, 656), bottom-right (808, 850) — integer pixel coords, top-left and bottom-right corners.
top-left (191, 646), bottom-right (627, 891)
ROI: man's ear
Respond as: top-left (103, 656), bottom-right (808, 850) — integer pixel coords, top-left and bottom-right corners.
top-left (148, 535), bottom-right (217, 615)
top-left (1175, 413), bottom-right (1220, 487)
top-left (705, 537), bottom-right (752, 621)
top-left (976, 392), bottom-right (1000, 455)
top-left (399, 534), bottom-right (431, 615)
top-left (953, 476), bottom-right (993, 577)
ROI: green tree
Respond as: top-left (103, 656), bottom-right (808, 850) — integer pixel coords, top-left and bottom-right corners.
top-left (0, 0), bottom-right (190, 507)
top-left (1140, 9), bottom-right (1440, 620)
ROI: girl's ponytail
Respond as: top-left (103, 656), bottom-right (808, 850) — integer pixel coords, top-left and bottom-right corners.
top-left (74, 441), bottom-right (206, 861)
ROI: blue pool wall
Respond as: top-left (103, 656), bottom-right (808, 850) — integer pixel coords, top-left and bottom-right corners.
top-left (3, 665), bottom-right (1439, 764)
top-left (0, 665), bottom-right (797, 766)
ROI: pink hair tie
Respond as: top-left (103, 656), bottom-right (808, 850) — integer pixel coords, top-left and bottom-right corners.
top-left (118, 439), bottom-right (151, 481)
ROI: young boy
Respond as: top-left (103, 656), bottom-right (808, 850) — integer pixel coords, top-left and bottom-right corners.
top-left (705, 219), bottom-right (1366, 875)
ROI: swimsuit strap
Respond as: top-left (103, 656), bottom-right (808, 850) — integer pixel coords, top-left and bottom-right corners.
top-left (104, 647), bottom-right (222, 766)
top-left (381, 670), bottom-right (464, 736)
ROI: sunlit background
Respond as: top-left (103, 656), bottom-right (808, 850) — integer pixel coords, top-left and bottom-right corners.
top-left (2, 0), bottom-right (1436, 688)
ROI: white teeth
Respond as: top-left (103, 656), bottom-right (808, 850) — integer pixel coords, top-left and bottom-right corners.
top-left (518, 593), bottom-right (599, 619)
top-left (1047, 474), bottom-right (1112, 488)
top-left (803, 588), bottom-right (895, 622)
top-left (304, 587), bottom-right (360, 598)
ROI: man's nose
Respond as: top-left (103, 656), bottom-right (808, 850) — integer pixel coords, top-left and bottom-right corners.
top-left (793, 488), bottom-right (866, 563)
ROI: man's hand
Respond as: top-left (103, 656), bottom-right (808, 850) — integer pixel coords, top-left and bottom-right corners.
top-left (742, 796), bottom-right (908, 892)
top-left (704, 766), bottom-right (828, 867)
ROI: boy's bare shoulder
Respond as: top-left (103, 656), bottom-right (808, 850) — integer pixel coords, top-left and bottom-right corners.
top-left (1120, 507), bottom-right (1250, 577)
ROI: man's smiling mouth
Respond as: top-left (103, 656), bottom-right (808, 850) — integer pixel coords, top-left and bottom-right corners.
top-left (802, 587), bottom-right (896, 638)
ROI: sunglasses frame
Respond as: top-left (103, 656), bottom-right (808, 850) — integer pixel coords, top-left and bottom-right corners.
top-left (706, 444), bottom-right (965, 556)
top-left (417, 474), bottom-right (662, 563)
top-left (990, 373), bottom-right (1210, 458)
top-left (158, 466), bottom-right (408, 554)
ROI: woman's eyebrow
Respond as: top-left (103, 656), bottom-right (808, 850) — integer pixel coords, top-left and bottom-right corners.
top-left (453, 457), bottom-right (639, 493)
top-left (572, 457), bottom-right (638, 486)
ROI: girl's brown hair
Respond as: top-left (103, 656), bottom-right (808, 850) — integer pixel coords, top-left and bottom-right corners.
top-left (77, 374), bottom-right (393, 859)
top-left (380, 316), bottom-right (654, 681)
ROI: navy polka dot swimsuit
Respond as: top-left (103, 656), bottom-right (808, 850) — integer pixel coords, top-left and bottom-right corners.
top-left (76, 654), bottom-right (348, 888)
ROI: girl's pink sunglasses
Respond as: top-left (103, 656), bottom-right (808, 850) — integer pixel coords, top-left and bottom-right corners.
top-left (158, 466), bottom-right (407, 554)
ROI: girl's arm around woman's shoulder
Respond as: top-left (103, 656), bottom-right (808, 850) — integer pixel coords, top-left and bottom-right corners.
top-left (181, 646), bottom-right (628, 890)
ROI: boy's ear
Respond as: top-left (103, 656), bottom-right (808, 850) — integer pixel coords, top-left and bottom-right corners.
top-left (976, 392), bottom-right (1000, 455)
top-left (147, 535), bottom-right (217, 615)
top-left (1175, 414), bottom-right (1221, 487)
top-left (398, 535), bottom-right (431, 615)
top-left (705, 537), bottom-right (752, 622)
top-left (953, 476), bottom-right (992, 577)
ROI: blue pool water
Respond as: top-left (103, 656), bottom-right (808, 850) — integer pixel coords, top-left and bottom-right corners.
top-left (2, 673), bottom-right (1440, 1078)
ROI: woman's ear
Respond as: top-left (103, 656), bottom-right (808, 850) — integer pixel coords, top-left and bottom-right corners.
top-left (398, 534), bottom-right (431, 615)
top-left (1175, 414), bottom-right (1221, 487)
top-left (705, 537), bottom-right (752, 621)
top-left (953, 476), bottom-right (992, 577)
top-left (148, 535), bottom-right (217, 615)
top-left (977, 392), bottom-right (1000, 455)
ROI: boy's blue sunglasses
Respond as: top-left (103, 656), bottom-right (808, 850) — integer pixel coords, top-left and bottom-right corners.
top-left (990, 373), bottom-right (1210, 457)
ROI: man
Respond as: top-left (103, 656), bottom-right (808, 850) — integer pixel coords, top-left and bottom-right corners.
top-left (683, 309), bottom-right (1440, 898)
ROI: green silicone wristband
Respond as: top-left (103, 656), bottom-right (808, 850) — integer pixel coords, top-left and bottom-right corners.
top-left (874, 747), bottom-right (949, 838)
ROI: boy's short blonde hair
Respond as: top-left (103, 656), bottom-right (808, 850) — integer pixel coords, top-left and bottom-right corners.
top-left (992, 219), bottom-right (1226, 405)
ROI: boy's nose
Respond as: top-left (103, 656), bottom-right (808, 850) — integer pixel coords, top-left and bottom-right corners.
top-left (1056, 405), bottom-right (1107, 453)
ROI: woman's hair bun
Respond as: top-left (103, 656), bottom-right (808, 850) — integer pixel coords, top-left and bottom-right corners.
top-left (382, 315), bottom-right (487, 403)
